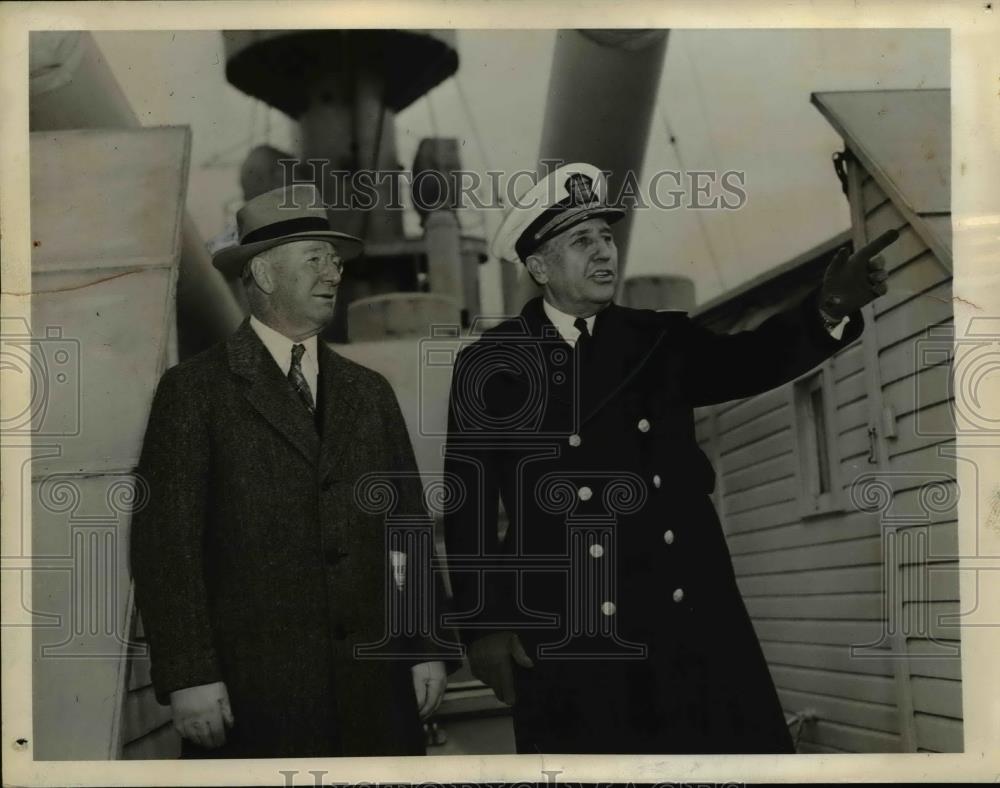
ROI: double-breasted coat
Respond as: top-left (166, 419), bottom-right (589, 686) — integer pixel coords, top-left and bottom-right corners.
top-left (442, 292), bottom-right (862, 754)
top-left (130, 319), bottom-right (459, 758)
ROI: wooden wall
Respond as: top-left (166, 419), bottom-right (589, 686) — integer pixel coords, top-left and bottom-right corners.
top-left (855, 164), bottom-right (961, 753)
top-left (696, 372), bottom-right (903, 754)
top-left (693, 164), bottom-right (961, 753)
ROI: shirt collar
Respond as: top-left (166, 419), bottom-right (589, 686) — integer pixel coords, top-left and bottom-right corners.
top-left (249, 315), bottom-right (318, 375)
top-left (542, 299), bottom-right (597, 346)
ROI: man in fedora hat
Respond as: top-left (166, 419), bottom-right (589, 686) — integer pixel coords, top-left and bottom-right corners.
top-left (131, 183), bottom-right (458, 758)
top-left (442, 163), bottom-right (897, 754)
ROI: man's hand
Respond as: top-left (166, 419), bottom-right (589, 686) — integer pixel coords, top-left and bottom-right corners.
top-left (819, 229), bottom-right (898, 320)
top-left (467, 631), bottom-right (534, 706)
top-left (169, 681), bottom-right (234, 749)
top-left (411, 660), bottom-right (447, 719)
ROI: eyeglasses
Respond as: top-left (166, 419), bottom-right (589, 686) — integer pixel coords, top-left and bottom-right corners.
top-left (303, 251), bottom-right (345, 275)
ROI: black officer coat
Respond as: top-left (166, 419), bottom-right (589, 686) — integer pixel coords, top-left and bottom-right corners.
top-left (442, 292), bottom-right (862, 754)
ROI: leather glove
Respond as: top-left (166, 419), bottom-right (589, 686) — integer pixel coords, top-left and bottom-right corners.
top-left (819, 228), bottom-right (898, 320)
top-left (467, 631), bottom-right (534, 706)
top-left (170, 681), bottom-right (234, 749)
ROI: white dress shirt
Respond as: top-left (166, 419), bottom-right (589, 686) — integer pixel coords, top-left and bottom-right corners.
top-left (543, 300), bottom-right (597, 347)
top-left (825, 315), bottom-right (849, 341)
top-left (249, 315), bottom-right (319, 400)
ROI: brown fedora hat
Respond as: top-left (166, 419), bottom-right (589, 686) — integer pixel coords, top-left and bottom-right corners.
top-left (212, 183), bottom-right (363, 277)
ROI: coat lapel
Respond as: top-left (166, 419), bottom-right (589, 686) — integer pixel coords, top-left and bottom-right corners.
top-left (520, 296), bottom-right (575, 408)
top-left (227, 319), bottom-right (320, 464)
top-left (580, 303), bottom-right (670, 426)
top-left (316, 342), bottom-right (361, 479)
top-left (519, 297), bottom-right (671, 426)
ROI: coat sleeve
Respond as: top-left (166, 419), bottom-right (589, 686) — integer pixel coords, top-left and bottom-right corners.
top-left (375, 375), bottom-right (464, 674)
top-left (441, 346), bottom-right (519, 650)
top-left (681, 287), bottom-right (864, 407)
top-left (129, 365), bottom-right (222, 705)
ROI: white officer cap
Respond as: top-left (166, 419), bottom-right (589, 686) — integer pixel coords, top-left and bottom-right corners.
top-left (491, 162), bottom-right (625, 263)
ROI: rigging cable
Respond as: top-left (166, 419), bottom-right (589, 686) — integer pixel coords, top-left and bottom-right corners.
top-left (452, 75), bottom-right (496, 237)
top-left (357, 85), bottom-right (388, 244)
top-left (678, 32), bottom-right (745, 293)
top-left (424, 88), bottom-right (440, 139)
top-left (453, 75), bottom-right (496, 176)
top-left (659, 107), bottom-right (727, 293)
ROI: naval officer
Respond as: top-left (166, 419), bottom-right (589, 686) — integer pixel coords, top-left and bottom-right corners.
top-left (442, 163), bottom-right (895, 754)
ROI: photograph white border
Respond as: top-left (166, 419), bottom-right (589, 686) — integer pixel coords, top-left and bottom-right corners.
top-left (2, 1), bottom-right (998, 784)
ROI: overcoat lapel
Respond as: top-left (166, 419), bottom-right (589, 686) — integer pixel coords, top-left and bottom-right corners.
top-left (518, 297), bottom-right (577, 410)
top-left (317, 342), bottom-right (361, 479)
top-left (578, 303), bottom-right (669, 426)
top-left (227, 319), bottom-right (320, 464)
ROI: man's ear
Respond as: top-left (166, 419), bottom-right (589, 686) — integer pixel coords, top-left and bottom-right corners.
top-left (524, 253), bottom-right (549, 286)
top-left (248, 254), bottom-right (275, 294)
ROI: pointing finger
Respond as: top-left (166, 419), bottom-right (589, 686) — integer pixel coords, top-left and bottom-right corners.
top-left (824, 247), bottom-right (850, 279)
top-left (855, 229), bottom-right (899, 262)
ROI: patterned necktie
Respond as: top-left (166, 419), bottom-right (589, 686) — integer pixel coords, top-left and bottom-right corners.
top-left (288, 343), bottom-right (315, 415)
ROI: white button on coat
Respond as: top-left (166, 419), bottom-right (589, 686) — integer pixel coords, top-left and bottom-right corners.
top-left (653, 474), bottom-right (662, 488)
top-left (568, 434), bottom-right (582, 447)
top-left (663, 530), bottom-right (675, 545)
top-left (601, 601), bottom-right (616, 616)
top-left (672, 588), bottom-right (685, 603)
top-left (637, 418), bottom-right (651, 433)
top-left (589, 543), bottom-right (604, 558)
top-left (578, 485), bottom-right (593, 501)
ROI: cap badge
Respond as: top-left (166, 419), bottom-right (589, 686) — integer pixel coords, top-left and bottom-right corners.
top-left (565, 172), bottom-right (596, 206)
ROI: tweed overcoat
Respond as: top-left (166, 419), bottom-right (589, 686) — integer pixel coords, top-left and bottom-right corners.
top-left (442, 292), bottom-right (862, 754)
top-left (130, 319), bottom-right (459, 758)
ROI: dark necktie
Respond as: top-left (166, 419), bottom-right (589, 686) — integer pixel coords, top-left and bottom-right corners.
top-left (288, 343), bottom-right (315, 415)
top-left (574, 317), bottom-right (593, 359)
